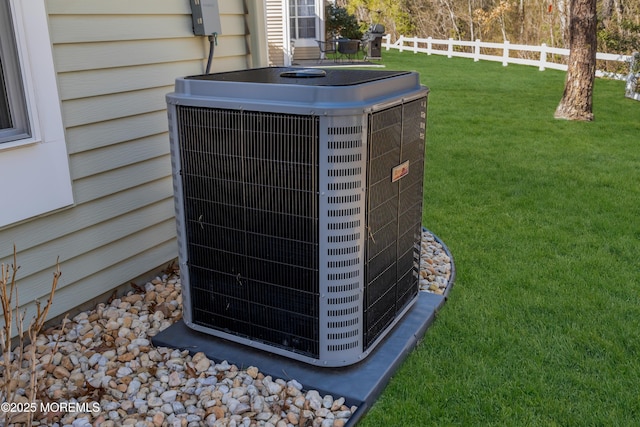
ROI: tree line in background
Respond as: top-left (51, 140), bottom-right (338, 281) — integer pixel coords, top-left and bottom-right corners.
top-left (335, 0), bottom-right (639, 55)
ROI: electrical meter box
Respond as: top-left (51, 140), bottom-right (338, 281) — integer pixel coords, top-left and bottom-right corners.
top-left (190, 0), bottom-right (222, 36)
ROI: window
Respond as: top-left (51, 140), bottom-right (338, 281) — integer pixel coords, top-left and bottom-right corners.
top-left (0, 0), bottom-right (30, 143)
top-left (0, 0), bottom-right (73, 228)
top-left (290, 0), bottom-right (317, 40)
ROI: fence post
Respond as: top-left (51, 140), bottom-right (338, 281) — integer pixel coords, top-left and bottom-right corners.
top-left (539, 43), bottom-right (547, 71)
top-left (474, 39), bottom-right (481, 62)
top-left (384, 34), bottom-right (390, 51)
top-left (503, 40), bottom-right (509, 66)
top-left (414, 37), bottom-right (418, 54)
top-left (448, 38), bottom-right (453, 58)
top-left (427, 36), bottom-right (432, 55)
top-left (399, 35), bottom-right (404, 53)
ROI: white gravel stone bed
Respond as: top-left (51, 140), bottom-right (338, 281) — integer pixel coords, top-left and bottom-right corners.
top-left (419, 229), bottom-right (453, 295)
top-left (2, 232), bottom-right (453, 427)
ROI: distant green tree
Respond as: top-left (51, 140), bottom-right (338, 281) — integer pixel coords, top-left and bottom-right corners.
top-left (326, 4), bottom-right (363, 40)
top-left (598, 0), bottom-right (640, 55)
top-left (341, 0), bottom-right (414, 39)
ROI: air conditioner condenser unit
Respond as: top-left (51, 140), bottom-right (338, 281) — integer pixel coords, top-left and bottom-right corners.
top-left (166, 67), bottom-right (429, 367)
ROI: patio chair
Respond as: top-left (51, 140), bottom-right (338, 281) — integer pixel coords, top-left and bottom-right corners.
top-left (337, 39), bottom-right (360, 62)
top-left (316, 40), bottom-right (337, 63)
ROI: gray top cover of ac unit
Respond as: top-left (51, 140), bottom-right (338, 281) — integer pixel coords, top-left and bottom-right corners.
top-left (166, 67), bottom-right (427, 116)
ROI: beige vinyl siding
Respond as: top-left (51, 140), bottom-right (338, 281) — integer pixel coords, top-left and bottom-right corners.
top-left (267, 0), bottom-right (286, 66)
top-left (0, 0), bottom-right (257, 331)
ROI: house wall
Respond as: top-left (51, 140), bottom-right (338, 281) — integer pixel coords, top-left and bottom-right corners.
top-left (0, 0), bottom-right (264, 332)
top-left (267, 0), bottom-right (287, 66)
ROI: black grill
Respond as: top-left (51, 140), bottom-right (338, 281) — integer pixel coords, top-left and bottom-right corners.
top-left (363, 98), bottom-right (426, 347)
top-left (177, 106), bottom-right (321, 357)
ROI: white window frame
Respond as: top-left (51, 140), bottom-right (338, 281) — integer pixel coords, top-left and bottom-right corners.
top-left (1, 0), bottom-right (73, 228)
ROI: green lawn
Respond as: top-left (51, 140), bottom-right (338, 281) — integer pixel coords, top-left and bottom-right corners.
top-left (359, 50), bottom-right (640, 425)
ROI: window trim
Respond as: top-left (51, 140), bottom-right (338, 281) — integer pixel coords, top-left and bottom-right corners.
top-left (0, 0), bottom-right (30, 144)
top-left (0, 0), bottom-right (74, 228)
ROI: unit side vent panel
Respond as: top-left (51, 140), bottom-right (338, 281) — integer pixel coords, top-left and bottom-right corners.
top-left (319, 119), bottom-right (367, 360)
top-left (396, 97), bottom-right (427, 312)
top-left (364, 98), bottom-right (427, 348)
top-left (176, 106), bottom-right (320, 358)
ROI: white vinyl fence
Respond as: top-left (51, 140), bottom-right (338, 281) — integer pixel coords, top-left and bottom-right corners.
top-left (382, 35), bottom-right (634, 80)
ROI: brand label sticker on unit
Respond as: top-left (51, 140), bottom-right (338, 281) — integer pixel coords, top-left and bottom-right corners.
top-left (391, 161), bottom-right (410, 182)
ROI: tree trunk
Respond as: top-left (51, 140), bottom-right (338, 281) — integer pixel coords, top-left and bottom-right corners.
top-left (518, 0), bottom-right (524, 42)
top-left (557, 0), bottom-right (570, 47)
top-left (554, 0), bottom-right (597, 121)
top-left (468, 0), bottom-right (475, 41)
